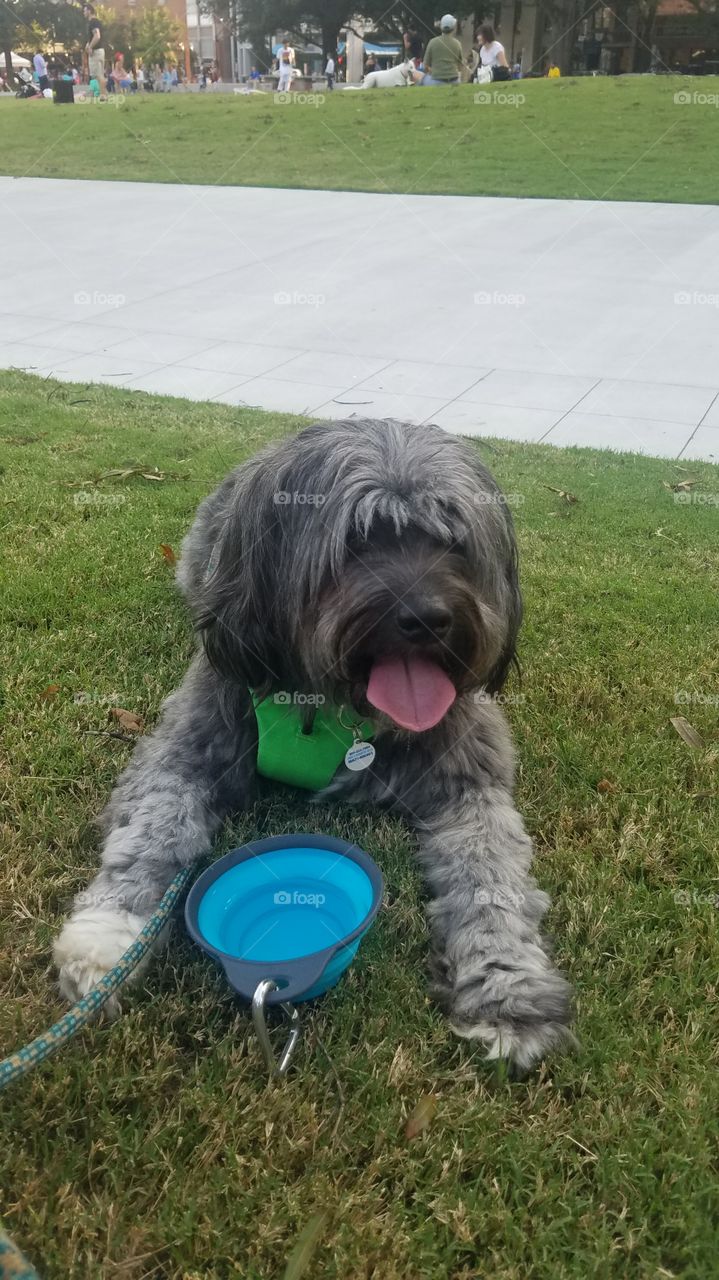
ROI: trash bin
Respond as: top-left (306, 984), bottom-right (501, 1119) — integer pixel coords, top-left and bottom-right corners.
top-left (53, 79), bottom-right (74, 104)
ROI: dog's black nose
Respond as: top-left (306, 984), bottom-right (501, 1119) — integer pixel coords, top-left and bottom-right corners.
top-left (397, 600), bottom-right (452, 641)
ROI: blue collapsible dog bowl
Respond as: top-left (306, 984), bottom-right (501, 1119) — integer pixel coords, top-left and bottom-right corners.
top-left (185, 835), bottom-right (383, 1006)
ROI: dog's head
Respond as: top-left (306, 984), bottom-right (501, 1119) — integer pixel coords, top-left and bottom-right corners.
top-left (182, 419), bottom-right (522, 733)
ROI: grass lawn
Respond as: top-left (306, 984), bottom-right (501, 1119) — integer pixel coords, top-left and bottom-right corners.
top-left (1, 77), bottom-right (719, 203)
top-left (1, 369), bottom-right (718, 1279)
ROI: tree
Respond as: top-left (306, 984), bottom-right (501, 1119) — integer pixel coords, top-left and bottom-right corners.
top-left (0, 0), bottom-right (32, 85)
top-left (131, 6), bottom-right (182, 67)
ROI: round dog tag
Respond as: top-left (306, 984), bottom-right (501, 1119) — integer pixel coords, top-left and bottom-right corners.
top-left (345, 742), bottom-right (375, 772)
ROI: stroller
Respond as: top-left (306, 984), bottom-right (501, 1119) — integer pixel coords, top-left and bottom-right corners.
top-left (15, 67), bottom-right (41, 98)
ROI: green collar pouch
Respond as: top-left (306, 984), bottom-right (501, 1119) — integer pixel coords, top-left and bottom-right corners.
top-left (252, 695), bottom-right (375, 791)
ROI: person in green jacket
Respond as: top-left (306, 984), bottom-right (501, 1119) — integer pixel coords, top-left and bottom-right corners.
top-left (415, 13), bottom-right (463, 84)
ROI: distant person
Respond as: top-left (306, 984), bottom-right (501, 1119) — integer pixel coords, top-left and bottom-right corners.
top-left (136, 63), bottom-right (145, 90)
top-left (162, 67), bottom-right (172, 92)
top-left (113, 53), bottom-right (131, 93)
top-left (547, 61), bottom-right (561, 78)
top-left (170, 65), bottom-right (178, 89)
top-left (277, 39), bottom-right (294, 92)
top-left (364, 53), bottom-right (379, 77)
top-left (33, 51), bottom-right (49, 94)
top-left (325, 54), bottom-right (335, 90)
top-left (249, 65), bottom-right (261, 84)
top-left (82, 4), bottom-right (105, 95)
top-left (414, 14), bottom-right (463, 85)
top-left (512, 61), bottom-right (522, 79)
top-left (198, 65), bottom-right (207, 89)
top-left (403, 29), bottom-right (424, 66)
top-left (474, 23), bottom-right (510, 83)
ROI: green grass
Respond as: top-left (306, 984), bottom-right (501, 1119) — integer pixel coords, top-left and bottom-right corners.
top-left (1, 369), bottom-right (718, 1279)
top-left (2, 76), bottom-right (719, 202)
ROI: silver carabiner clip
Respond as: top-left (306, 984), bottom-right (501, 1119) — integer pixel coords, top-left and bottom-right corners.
top-left (251, 979), bottom-right (301, 1078)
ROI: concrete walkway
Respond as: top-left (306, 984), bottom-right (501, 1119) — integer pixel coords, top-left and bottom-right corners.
top-left (1, 177), bottom-right (718, 462)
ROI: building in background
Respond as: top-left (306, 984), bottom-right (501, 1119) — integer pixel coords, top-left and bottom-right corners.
top-left (186, 0), bottom-right (232, 77)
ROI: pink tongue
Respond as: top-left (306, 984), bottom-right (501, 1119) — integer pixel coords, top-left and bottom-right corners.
top-left (367, 655), bottom-right (456, 732)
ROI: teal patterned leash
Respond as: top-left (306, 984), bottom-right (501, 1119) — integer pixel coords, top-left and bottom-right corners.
top-left (0, 869), bottom-right (192, 1092)
top-left (0, 1225), bottom-right (41, 1280)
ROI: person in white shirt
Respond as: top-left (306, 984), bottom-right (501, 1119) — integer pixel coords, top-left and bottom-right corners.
top-left (475, 23), bottom-right (510, 83)
top-left (325, 55), bottom-right (335, 90)
top-left (33, 51), bottom-right (49, 93)
top-left (277, 39), bottom-right (295, 92)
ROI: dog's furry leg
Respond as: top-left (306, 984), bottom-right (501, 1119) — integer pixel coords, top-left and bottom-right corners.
top-left (416, 789), bottom-right (574, 1072)
top-left (54, 656), bottom-right (256, 1009)
top-left (398, 706), bottom-right (574, 1073)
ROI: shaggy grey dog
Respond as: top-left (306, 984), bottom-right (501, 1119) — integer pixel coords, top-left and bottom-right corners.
top-left (55, 419), bottom-right (574, 1071)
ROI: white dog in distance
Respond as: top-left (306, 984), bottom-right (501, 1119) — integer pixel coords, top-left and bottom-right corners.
top-left (362, 61), bottom-right (414, 88)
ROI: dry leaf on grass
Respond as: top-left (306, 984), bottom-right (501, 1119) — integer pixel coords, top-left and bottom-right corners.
top-left (663, 479), bottom-right (698, 492)
top-left (65, 466), bottom-right (188, 489)
top-left (543, 485), bottom-right (578, 505)
top-left (405, 1093), bottom-right (437, 1140)
top-left (39, 683), bottom-right (61, 701)
top-left (670, 716), bottom-right (705, 750)
top-left (597, 778), bottom-right (618, 794)
top-left (159, 543), bottom-right (176, 565)
top-left (110, 707), bottom-right (145, 734)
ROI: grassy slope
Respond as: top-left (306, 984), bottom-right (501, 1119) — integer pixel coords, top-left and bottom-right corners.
top-left (1, 370), bottom-right (718, 1279)
top-left (1, 77), bottom-right (718, 203)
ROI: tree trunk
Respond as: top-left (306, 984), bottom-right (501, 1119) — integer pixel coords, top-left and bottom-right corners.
top-left (321, 18), bottom-right (341, 60)
top-left (3, 44), bottom-right (15, 88)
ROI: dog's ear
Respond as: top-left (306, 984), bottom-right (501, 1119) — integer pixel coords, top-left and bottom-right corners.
top-left (461, 444), bottom-right (523, 694)
top-left (191, 487), bottom-right (286, 695)
top-left (484, 542), bottom-right (522, 693)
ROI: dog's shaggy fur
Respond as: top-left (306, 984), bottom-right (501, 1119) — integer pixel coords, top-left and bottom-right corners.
top-left (54, 419), bottom-right (574, 1071)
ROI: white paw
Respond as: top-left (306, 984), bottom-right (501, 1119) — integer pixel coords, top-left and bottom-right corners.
top-left (53, 907), bottom-right (150, 1015)
top-left (450, 1017), bottom-right (575, 1073)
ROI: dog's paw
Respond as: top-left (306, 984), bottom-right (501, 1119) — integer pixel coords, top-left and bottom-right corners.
top-left (53, 907), bottom-right (150, 1016)
top-left (450, 1014), bottom-right (576, 1074)
top-left (447, 959), bottom-right (576, 1073)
